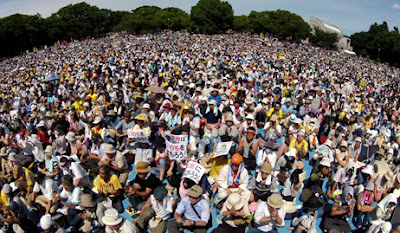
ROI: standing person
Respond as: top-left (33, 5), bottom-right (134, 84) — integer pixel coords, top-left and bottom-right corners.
top-left (166, 185), bottom-right (211, 233)
top-left (136, 186), bottom-right (175, 233)
top-left (249, 194), bottom-right (286, 233)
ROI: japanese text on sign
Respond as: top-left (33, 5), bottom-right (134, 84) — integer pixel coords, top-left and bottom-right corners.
top-left (166, 140), bottom-right (186, 161)
top-left (127, 129), bottom-right (148, 142)
top-left (182, 161), bottom-right (205, 184)
top-left (169, 134), bottom-right (188, 144)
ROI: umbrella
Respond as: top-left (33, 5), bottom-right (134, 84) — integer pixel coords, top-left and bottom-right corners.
top-left (358, 145), bottom-right (379, 162)
top-left (145, 85), bottom-right (165, 94)
top-left (44, 74), bottom-right (60, 82)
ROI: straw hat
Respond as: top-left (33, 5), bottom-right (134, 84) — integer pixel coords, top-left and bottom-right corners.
top-left (245, 114), bottom-right (254, 120)
top-left (209, 99), bottom-right (217, 105)
top-left (245, 97), bottom-right (254, 105)
top-left (225, 115), bottom-right (234, 122)
top-left (45, 111), bottom-right (52, 117)
top-left (133, 161), bottom-right (151, 173)
top-left (225, 193), bottom-right (245, 210)
top-left (79, 194), bottom-right (97, 208)
top-left (102, 208), bottom-right (123, 226)
top-left (376, 148), bottom-right (385, 156)
top-left (134, 113), bottom-right (147, 121)
top-left (107, 110), bottom-right (116, 116)
top-left (187, 185), bottom-right (203, 198)
top-left (44, 145), bottom-right (53, 154)
top-left (260, 162), bottom-right (272, 174)
top-left (0, 147), bottom-right (8, 157)
top-left (267, 194), bottom-right (284, 209)
top-left (104, 144), bottom-right (116, 154)
top-left (339, 140), bottom-right (348, 148)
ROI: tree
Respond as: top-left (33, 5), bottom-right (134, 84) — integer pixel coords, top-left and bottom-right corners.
top-left (309, 26), bottom-right (339, 50)
top-left (233, 15), bottom-right (250, 31)
top-left (190, 0), bottom-right (234, 34)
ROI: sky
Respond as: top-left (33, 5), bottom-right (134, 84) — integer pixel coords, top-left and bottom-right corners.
top-left (0, 0), bottom-right (399, 36)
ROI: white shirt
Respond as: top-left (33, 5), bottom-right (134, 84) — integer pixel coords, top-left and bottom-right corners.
top-left (263, 122), bottom-right (282, 140)
top-left (254, 201), bottom-right (286, 232)
top-left (105, 219), bottom-right (138, 233)
top-left (33, 177), bottom-right (57, 200)
top-left (60, 186), bottom-right (82, 205)
top-left (150, 195), bottom-right (173, 220)
top-left (256, 149), bottom-right (277, 172)
top-left (61, 162), bottom-right (88, 179)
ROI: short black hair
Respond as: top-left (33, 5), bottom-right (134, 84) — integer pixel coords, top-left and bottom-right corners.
top-left (61, 174), bottom-right (73, 186)
top-left (99, 164), bottom-right (110, 174)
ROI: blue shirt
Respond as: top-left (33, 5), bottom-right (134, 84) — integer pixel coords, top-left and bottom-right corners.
top-left (208, 95), bottom-right (222, 104)
top-left (281, 105), bottom-right (293, 116)
top-left (175, 196), bottom-right (210, 222)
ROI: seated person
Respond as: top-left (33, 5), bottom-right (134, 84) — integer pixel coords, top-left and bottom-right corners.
top-left (126, 161), bottom-right (161, 211)
top-left (236, 127), bottom-right (259, 171)
top-left (249, 162), bottom-right (279, 202)
top-left (28, 172), bottom-right (58, 214)
top-left (1, 201), bottom-right (40, 233)
top-left (215, 154), bottom-right (250, 207)
top-left (167, 185), bottom-right (210, 233)
top-left (95, 165), bottom-right (124, 213)
top-left (98, 144), bottom-right (128, 185)
top-left (249, 194), bottom-right (286, 233)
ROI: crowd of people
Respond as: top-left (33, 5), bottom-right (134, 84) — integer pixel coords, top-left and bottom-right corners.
top-left (0, 31), bottom-right (400, 233)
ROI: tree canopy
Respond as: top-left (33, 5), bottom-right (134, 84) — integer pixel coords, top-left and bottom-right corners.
top-left (309, 27), bottom-right (339, 50)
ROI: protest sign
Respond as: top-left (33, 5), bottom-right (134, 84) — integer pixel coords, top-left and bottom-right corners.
top-left (166, 140), bottom-right (186, 161)
top-left (127, 129), bottom-right (148, 143)
top-left (182, 161), bottom-right (206, 183)
top-left (168, 134), bottom-right (188, 144)
top-left (214, 141), bottom-right (233, 157)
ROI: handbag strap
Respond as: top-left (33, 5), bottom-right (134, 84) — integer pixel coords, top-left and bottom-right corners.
top-left (190, 203), bottom-right (201, 219)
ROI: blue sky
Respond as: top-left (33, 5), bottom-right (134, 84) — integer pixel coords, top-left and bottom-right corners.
top-left (0, 0), bottom-right (399, 35)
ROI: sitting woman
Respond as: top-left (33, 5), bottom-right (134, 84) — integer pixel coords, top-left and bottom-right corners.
top-left (212, 193), bottom-right (251, 233)
top-left (370, 193), bottom-right (398, 225)
top-left (328, 161), bottom-right (357, 199)
top-left (323, 186), bottom-right (355, 233)
top-left (355, 182), bottom-right (375, 229)
top-left (179, 177), bottom-right (212, 200)
top-left (248, 162), bottom-right (279, 202)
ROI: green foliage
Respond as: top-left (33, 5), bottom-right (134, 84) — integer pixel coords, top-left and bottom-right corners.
top-left (190, 0), bottom-right (234, 34)
top-left (309, 26), bottom-right (339, 50)
top-left (247, 10), bottom-right (310, 40)
top-left (233, 15), bottom-right (250, 31)
top-left (351, 21), bottom-right (400, 67)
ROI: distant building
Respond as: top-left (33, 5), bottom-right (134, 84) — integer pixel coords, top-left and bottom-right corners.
top-left (309, 16), bottom-right (353, 51)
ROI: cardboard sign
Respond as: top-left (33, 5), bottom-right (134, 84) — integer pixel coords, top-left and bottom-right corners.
top-left (169, 134), bottom-right (188, 144)
top-left (182, 161), bottom-right (205, 183)
top-left (298, 171), bottom-right (306, 183)
top-left (214, 141), bottom-right (233, 157)
top-left (127, 129), bottom-right (148, 142)
top-left (166, 140), bottom-right (187, 161)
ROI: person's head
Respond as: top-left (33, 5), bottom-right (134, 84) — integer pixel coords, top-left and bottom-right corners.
top-left (59, 157), bottom-right (70, 169)
top-left (209, 99), bottom-right (217, 109)
top-left (297, 129), bottom-right (305, 142)
top-left (153, 186), bottom-right (168, 203)
top-left (260, 162), bottom-right (271, 180)
top-left (134, 113), bottom-right (147, 127)
top-left (123, 112), bottom-right (131, 121)
top-left (171, 107), bottom-right (178, 116)
top-left (267, 194), bottom-right (284, 212)
top-left (7, 201), bottom-right (20, 217)
top-left (187, 185), bottom-right (203, 205)
top-left (40, 214), bottom-right (56, 233)
top-left (34, 172), bottom-right (46, 184)
top-left (188, 110), bottom-right (195, 120)
top-left (97, 161), bottom-right (111, 181)
top-left (102, 208), bottom-right (123, 231)
top-left (230, 154), bottom-right (243, 172)
top-left (246, 127), bottom-right (256, 141)
top-left (226, 115), bottom-right (234, 126)
top-left (212, 89), bottom-right (218, 97)
top-left (104, 144), bottom-right (116, 160)
top-left (319, 157), bottom-right (331, 176)
top-left (181, 125), bottom-right (189, 135)
top-left (340, 141), bottom-right (348, 152)
top-left (61, 174), bottom-right (73, 191)
top-left (134, 161), bottom-right (150, 179)
top-left (274, 103), bottom-right (281, 111)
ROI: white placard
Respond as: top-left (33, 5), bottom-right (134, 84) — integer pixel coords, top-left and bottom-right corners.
top-left (166, 140), bottom-right (187, 161)
top-left (127, 129), bottom-right (148, 142)
top-left (182, 161), bottom-right (205, 184)
top-left (169, 134), bottom-right (188, 144)
top-left (214, 141), bottom-right (233, 157)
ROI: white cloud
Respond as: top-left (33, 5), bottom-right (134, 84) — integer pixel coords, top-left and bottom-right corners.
top-left (393, 3), bottom-right (400, 9)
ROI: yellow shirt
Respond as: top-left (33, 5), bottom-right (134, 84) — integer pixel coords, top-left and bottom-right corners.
top-left (88, 93), bottom-right (98, 103)
top-left (289, 139), bottom-right (309, 157)
top-left (72, 101), bottom-right (83, 112)
top-left (267, 108), bottom-right (282, 118)
top-left (95, 174), bottom-right (122, 197)
top-left (0, 191), bottom-right (7, 207)
top-left (24, 168), bottom-right (35, 186)
top-left (210, 158), bottom-right (230, 178)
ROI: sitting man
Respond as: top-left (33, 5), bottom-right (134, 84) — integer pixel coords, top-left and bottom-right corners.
top-left (95, 165), bottom-right (124, 213)
top-left (59, 157), bottom-right (91, 189)
top-left (136, 186), bottom-right (175, 233)
top-left (98, 144), bottom-right (129, 185)
top-left (1, 201), bottom-right (40, 233)
top-left (215, 154), bottom-right (250, 207)
top-left (249, 194), bottom-right (286, 233)
top-left (249, 162), bottom-right (279, 202)
top-left (126, 161), bottom-right (161, 211)
top-left (167, 185), bottom-right (210, 233)
top-left (102, 208), bottom-right (138, 233)
top-left (28, 172), bottom-right (58, 214)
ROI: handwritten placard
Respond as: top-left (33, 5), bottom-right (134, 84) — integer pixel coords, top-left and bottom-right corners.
top-left (214, 141), bottom-right (233, 157)
top-left (127, 129), bottom-right (148, 142)
top-left (166, 140), bottom-right (187, 161)
top-left (168, 134), bottom-right (188, 144)
top-left (182, 161), bottom-right (205, 183)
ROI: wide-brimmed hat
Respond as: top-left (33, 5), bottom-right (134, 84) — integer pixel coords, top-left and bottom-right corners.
top-left (362, 165), bottom-right (374, 176)
top-left (225, 115), bottom-right (234, 122)
top-left (134, 113), bottom-right (147, 121)
top-left (270, 115), bottom-right (278, 122)
top-left (107, 110), bottom-right (116, 116)
top-left (226, 193), bottom-right (245, 210)
top-left (93, 116), bottom-right (103, 124)
top-left (245, 114), bottom-right (254, 120)
top-left (209, 99), bottom-right (217, 105)
top-left (365, 182), bottom-right (374, 191)
top-left (153, 186), bottom-right (168, 200)
top-left (384, 170), bottom-right (393, 181)
top-left (102, 208), bottom-right (123, 226)
top-left (267, 194), bottom-right (284, 209)
top-left (245, 97), bottom-right (254, 105)
top-left (0, 147), bottom-right (8, 157)
top-left (376, 148), bottom-right (385, 156)
top-left (134, 161), bottom-right (151, 173)
top-left (292, 118), bottom-right (302, 124)
top-left (79, 194), bottom-right (97, 208)
top-left (44, 145), bottom-right (53, 154)
top-left (2, 184), bottom-right (12, 194)
top-left (104, 144), bottom-right (116, 154)
top-left (37, 121), bottom-right (45, 128)
top-left (187, 185), bottom-right (203, 198)
top-left (339, 140), bottom-right (348, 148)
top-left (8, 152), bottom-right (18, 162)
top-left (303, 195), bottom-right (324, 211)
top-left (324, 139), bottom-right (332, 148)
top-left (260, 162), bottom-right (272, 174)
top-left (319, 157), bottom-right (331, 167)
top-left (45, 111), bottom-right (52, 117)
top-left (65, 132), bottom-right (76, 142)
top-left (142, 103), bottom-right (150, 109)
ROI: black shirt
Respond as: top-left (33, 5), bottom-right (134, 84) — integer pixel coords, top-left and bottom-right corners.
top-left (17, 213), bottom-right (40, 233)
top-left (204, 110), bottom-right (222, 124)
top-left (132, 173), bottom-right (161, 194)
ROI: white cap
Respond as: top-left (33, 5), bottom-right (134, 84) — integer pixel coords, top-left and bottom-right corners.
top-left (142, 103), bottom-right (150, 109)
top-left (40, 214), bottom-right (54, 230)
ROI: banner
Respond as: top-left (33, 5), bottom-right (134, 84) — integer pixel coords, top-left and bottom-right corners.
top-left (127, 129), bottom-right (148, 142)
top-left (166, 140), bottom-right (186, 161)
top-left (168, 134), bottom-right (187, 144)
top-left (182, 161), bottom-right (205, 184)
top-left (214, 141), bottom-right (233, 157)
